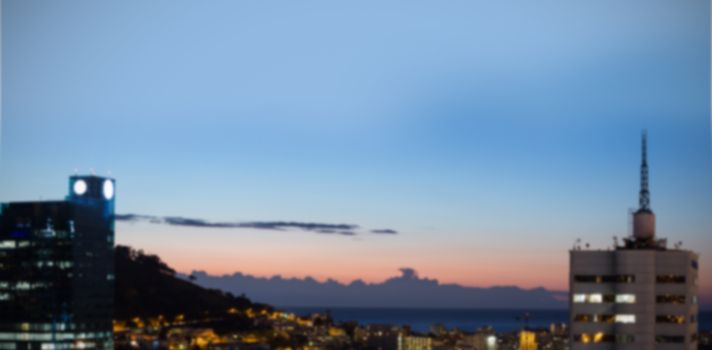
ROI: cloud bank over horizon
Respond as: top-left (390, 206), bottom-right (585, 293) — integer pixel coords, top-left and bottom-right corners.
top-left (185, 267), bottom-right (569, 309)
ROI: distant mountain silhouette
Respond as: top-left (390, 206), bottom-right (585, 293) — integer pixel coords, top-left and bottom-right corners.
top-left (186, 267), bottom-right (567, 309)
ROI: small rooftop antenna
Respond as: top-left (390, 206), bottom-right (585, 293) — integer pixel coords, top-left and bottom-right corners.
top-left (627, 208), bottom-right (634, 237)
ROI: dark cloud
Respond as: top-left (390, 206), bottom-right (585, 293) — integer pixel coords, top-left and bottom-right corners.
top-left (399, 267), bottom-right (418, 279)
top-left (114, 214), bottom-right (155, 222)
top-left (115, 213), bottom-right (364, 236)
top-left (371, 229), bottom-right (398, 234)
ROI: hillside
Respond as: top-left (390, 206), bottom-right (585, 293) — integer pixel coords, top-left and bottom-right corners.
top-left (114, 245), bottom-right (270, 321)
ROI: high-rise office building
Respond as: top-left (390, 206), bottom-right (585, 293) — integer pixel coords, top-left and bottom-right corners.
top-left (0, 176), bottom-right (116, 350)
top-left (569, 133), bottom-right (699, 349)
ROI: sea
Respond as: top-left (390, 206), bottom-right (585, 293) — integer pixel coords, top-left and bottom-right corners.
top-left (284, 307), bottom-right (712, 334)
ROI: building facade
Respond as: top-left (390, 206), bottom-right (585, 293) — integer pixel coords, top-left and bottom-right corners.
top-left (0, 176), bottom-right (116, 350)
top-left (569, 133), bottom-right (699, 349)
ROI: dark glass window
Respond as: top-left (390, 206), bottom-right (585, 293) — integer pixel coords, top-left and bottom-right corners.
top-left (691, 260), bottom-right (698, 270)
top-left (574, 314), bottom-right (592, 322)
top-left (617, 335), bottom-right (635, 344)
top-left (657, 275), bottom-right (686, 283)
top-left (574, 275), bottom-right (635, 283)
top-left (656, 335), bottom-right (685, 344)
top-left (656, 315), bottom-right (685, 324)
top-left (656, 295), bottom-right (685, 304)
top-left (574, 275), bottom-right (597, 283)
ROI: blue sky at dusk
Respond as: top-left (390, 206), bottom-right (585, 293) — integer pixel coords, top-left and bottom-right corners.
top-left (1, 1), bottom-right (711, 298)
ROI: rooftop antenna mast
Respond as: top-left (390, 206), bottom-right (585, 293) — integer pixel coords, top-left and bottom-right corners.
top-left (639, 130), bottom-right (650, 211)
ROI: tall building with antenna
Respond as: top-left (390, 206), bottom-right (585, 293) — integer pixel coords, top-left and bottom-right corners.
top-left (0, 175), bottom-right (115, 350)
top-left (569, 132), bottom-right (699, 349)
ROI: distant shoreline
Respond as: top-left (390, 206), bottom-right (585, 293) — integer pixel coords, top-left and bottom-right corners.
top-left (282, 307), bottom-right (712, 333)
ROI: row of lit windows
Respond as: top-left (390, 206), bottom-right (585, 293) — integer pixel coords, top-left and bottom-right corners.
top-left (0, 281), bottom-right (49, 291)
top-left (0, 332), bottom-right (112, 341)
top-left (0, 241), bottom-right (30, 249)
top-left (0, 323), bottom-right (112, 332)
top-left (574, 293), bottom-right (692, 304)
top-left (573, 314), bottom-right (636, 324)
top-left (13, 323), bottom-right (72, 332)
top-left (574, 333), bottom-right (697, 344)
top-left (574, 274), bottom-right (689, 284)
top-left (35, 261), bottom-right (74, 269)
top-left (573, 333), bottom-right (634, 344)
top-left (0, 340), bottom-right (105, 350)
top-left (572, 293), bottom-right (635, 304)
top-left (575, 313), bottom-right (692, 325)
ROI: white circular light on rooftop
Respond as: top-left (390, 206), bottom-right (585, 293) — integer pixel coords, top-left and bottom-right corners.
top-left (103, 180), bottom-right (114, 200)
top-left (73, 180), bottom-right (87, 196)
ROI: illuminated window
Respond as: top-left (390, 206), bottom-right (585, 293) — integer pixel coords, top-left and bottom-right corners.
top-left (615, 314), bottom-right (636, 324)
top-left (588, 294), bottom-right (603, 303)
top-left (486, 335), bottom-right (496, 347)
top-left (593, 332), bottom-right (605, 343)
top-left (574, 333), bottom-right (622, 344)
top-left (573, 294), bottom-right (586, 303)
top-left (0, 241), bottom-right (16, 249)
top-left (616, 294), bottom-right (636, 303)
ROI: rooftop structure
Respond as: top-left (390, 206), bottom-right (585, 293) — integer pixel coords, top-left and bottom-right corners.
top-left (569, 132), bottom-right (699, 349)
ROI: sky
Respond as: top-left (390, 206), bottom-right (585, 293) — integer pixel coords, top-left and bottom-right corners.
top-left (1, 0), bottom-right (711, 301)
